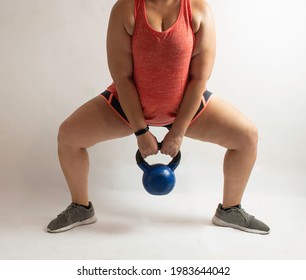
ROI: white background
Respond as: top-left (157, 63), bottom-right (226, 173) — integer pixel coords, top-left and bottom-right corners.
top-left (0, 0), bottom-right (305, 260)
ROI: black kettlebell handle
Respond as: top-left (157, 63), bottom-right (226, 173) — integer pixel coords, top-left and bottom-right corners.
top-left (136, 142), bottom-right (181, 171)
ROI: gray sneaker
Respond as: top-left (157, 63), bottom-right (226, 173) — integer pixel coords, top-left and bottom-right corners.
top-left (47, 201), bottom-right (97, 233)
top-left (212, 203), bottom-right (270, 235)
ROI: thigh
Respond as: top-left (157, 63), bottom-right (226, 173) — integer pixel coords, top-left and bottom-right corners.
top-left (59, 95), bottom-right (133, 148)
top-left (185, 95), bottom-right (257, 149)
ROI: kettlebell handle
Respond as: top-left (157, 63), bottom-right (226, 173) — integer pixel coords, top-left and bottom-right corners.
top-left (136, 142), bottom-right (181, 171)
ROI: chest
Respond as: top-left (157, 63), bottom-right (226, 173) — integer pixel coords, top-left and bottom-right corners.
top-left (145, 0), bottom-right (181, 32)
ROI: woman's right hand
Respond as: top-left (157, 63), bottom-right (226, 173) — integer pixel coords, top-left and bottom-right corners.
top-left (136, 131), bottom-right (158, 158)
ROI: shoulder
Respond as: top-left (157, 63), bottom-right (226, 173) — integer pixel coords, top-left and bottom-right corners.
top-left (111, 0), bottom-right (134, 11)
top-left (190, 0), bottom-right (212, 14)
top-left (190, 0), bottom-right (213, 33)
top-left (110, 0), bottom-right (135, 35)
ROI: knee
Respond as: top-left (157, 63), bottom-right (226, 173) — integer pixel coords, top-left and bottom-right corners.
top-left (241, 122), bottom-right (258, 151)
top-left (57, 120), bottom-right (76, 147)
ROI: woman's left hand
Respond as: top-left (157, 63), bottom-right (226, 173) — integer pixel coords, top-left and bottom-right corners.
top-left (160, 131), bottom-right (183, 158)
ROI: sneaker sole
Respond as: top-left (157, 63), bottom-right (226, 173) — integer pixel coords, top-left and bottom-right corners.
top-left (47, 215), bottom-right (97, 233)
top-left (212, 216), bottom-right (270, 235)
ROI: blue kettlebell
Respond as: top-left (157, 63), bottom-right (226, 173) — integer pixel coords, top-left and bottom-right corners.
top-left (136, 142), bottom-right (181, 195)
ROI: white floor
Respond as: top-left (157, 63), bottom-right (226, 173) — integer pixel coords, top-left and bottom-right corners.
top-left (1, 166), bottom-right (306, 260)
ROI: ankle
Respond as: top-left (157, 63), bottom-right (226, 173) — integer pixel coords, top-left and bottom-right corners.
top-left (72, 200), bottom-right (89, 207)
top-left (221, 204), bottom-right (240, 211)
top-left (73, 202), bottom-right (91, 209)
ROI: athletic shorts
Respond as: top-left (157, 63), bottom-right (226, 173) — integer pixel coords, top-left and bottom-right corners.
top-left (99, 90), bottom-right (213, 128)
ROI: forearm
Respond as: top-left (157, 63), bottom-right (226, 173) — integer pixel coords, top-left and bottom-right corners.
top-left (116, 78), bottom-right (159, 157)
top-left (115, 78), bottom-right (147, 132)
top-left (170, 79), bottom-right (207, 136)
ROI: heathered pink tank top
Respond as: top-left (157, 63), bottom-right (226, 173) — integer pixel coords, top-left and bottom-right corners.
top-left (107, 0), bottom-right (195, 126)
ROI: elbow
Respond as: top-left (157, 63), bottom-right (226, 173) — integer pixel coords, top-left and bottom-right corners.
top-left (112, 75), bottom-right (133, 88)
top-left (187, 78), bottom-right (208, 94)
top-left (189, 76), bottom-right (208, 88)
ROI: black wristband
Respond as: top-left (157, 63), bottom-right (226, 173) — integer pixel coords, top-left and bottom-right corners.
top-left (134, 126), bottom-right (149, 136)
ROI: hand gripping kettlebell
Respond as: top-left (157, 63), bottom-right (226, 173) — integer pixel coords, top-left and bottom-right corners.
top-left (136, 143), bottom-right (181, 195)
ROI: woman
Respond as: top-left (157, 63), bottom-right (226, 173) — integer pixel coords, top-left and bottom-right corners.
top-left (47, 0), bottom-right (269, 234)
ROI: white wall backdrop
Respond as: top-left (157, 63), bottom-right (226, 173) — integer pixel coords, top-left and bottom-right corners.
top-left (0, 0), bottom-right (305, 211)
top-left (1, 0), bottom-right (306, 261)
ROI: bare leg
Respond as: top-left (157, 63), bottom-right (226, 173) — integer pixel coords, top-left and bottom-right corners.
top-left (57, 143), bottom-right (90, 206)
top-left (186, 96), bottom-right (258, 208)
top-left (57, 96), bottom-right (133, 206)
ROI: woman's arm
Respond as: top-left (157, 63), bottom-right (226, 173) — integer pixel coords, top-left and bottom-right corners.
top-left (107, 0), bottom-right (146, 132)
top-left (107, 0), bottom-right (158, 156)
top-left (161, 0), bottom-right (216, 157)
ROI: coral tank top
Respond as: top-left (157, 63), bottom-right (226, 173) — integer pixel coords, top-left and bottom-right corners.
top-left (107, 0), bottom-right (195, 126)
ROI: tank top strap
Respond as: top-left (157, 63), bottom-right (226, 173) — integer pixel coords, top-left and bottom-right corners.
top-left (185, 0), bottom-right (193, 24)
top-left (134, 0), bottom-right (142, 19)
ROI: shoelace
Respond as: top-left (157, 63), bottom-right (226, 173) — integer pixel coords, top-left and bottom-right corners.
top-left (58, 203), bottom-right (79, 218)
top-left (234, 207), bottom-right (254, 222)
